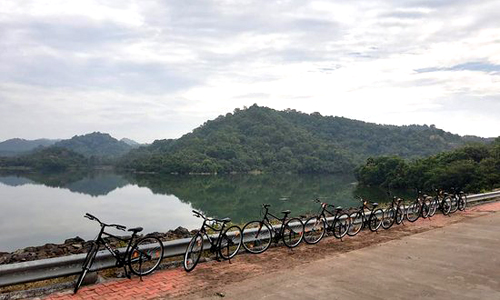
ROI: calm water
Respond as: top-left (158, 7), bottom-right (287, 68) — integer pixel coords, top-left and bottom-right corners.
top-left (0, 171), bottom-right (411, 252)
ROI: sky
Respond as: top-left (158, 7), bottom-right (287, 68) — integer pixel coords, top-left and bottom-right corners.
top-left (0, 0), bottom-right (499, 143)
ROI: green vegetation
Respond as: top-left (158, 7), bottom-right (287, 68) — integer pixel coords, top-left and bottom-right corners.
top-left (355, 138), bottom-right (500, 192)
top-left (0, 147), bottom-right (88, 172)
top-left (53, 132), bottom-right (132, 158)
top-left (1, 106), bottom-right (492, 175)
top-left (120, 105), bottom-right (488, 174)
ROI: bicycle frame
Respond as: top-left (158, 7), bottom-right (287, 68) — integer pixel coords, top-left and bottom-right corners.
top-left (197, 217), bottom-right (228, 259)
top-left (260, 207), bottom-right (291, 243)
top-left (91, 226), bottom-right (138, 277)
top-left (314, 202), bottom-right (349, 233)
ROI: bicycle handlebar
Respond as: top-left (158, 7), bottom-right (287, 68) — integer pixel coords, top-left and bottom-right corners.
top-left (84, 213), bottom-right (126, 231)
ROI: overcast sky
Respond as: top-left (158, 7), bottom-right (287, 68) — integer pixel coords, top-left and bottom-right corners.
top-left (1, 0), bottom-right (499, 143)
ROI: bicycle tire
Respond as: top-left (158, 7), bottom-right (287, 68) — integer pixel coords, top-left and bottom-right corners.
top-left (441, 197), bottom-right (452, 215)
top-left (303, 216), bottom-right (326, 244)
top-left (128, 236), bottom-right (164, 276)
top-left (282, 218), bottom-right (304, 248)
top-left (428, 198), bottom-right (438, 217)
top-left (183, 233), bottom-right (204, 272)
top-left (241, 221), bottom-right (272, 254)
top-left (458, 195), bottom-right (467, 211)
top-left (421, 198), bottom-right (431, 218)
top-left (381, 207), bottom-right (395, 230)
top-left (332, 214), bottom-right (350, 239)
top-left (347, 211), bottom-right (363, 236)
top-left (406, 201), bottom-right (421, 222)
top-left (219, 225), bottom-right (243, 260)
top-left (395, 204), bottom-right (406, 224)
top-left (449, 195), bottom-right (459, 214)
top-left (369, 209), bottom-right (383, 231)
top-left (74, 242), bottom-right (98, 293)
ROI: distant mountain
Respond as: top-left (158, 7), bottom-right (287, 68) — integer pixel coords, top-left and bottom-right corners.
top-left (54, 132), bottom-right (132, 158)
top-left (120, 138), bottom-right (141, 147)
top-left (0, 138), bottom-right (58, 157)
top-left (120, 105), bottom-right (492, 174)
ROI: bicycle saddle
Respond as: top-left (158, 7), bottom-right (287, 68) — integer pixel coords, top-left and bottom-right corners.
top-left (335, 206), bottom-right (343, 211)
top-left (128, 227), bottom-right (143, 233)
top-left (281, 210), bottom-right (291, 214)
top-left (372, 202), bottom-right (379, 207)
top-left (221, 217), bottom-right (231, 223)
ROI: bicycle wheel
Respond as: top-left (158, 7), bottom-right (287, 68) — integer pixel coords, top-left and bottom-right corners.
top-left (441, 197), bottom-right (452, 215)
top-left (74, 242), bottom-right (98, 293)
top-left (406, 201), bottom-right (421, 222)
top-left (458, 195), bottom-right (467, 211)
top-left (303, 216), bottom-right (326, 244)
top-left (219, 225), bottom-right (242, 260)
top-left (184, 233), bottom-right (204, 272)
top-left (421, 198), bottom-right (431, 218)
top-left (282, 218), bottom-right (304, 248)
top-left (369, 209), bottom-right (383, 231)
top-left (449, 196), bottom-right (459, 214)
top-left (241, 221), bottom-right (272, 254)
top-left (347, 211), bottom-right (363, 236)
top-left (428, 198), bottom-right (438, 217)
top-left (395, 204), bottom-right (406, 224)
top-left (332, 214), bottom-right (350, 239)
top-left (128, 236), bottom-right (164, 276)
top-left (381, 207), bottom-right (395, 230)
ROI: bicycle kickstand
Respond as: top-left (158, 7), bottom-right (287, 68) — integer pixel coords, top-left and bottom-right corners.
top-left (123, 266), bottom-right (131, 279)
top-left (139, 258), bottom-right (143, 281)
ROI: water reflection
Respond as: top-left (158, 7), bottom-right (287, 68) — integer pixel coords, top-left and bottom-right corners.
top-left (0, 171), bottom-right (414, 252)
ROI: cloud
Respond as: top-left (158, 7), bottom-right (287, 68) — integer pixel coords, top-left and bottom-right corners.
top-left (0, 0), bottom-right (499, 142)
top-left (416, 62), bottom-right (500, 74)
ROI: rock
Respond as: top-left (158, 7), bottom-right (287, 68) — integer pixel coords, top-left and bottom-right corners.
top-left (64, 236), bottom-right (85, 244)
top-left (13, 249), bottom-right (24, 255)
top-left (173, 226), bottom-right (190, 237)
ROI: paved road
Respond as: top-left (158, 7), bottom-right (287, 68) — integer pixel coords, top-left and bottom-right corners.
top-left (200, 212), bottom-right (500, 300)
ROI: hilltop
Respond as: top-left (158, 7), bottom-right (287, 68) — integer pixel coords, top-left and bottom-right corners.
top-left (53, 132), bottom-right (133, 158)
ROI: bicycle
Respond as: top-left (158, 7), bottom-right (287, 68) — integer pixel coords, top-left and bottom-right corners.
top-left (303, 199), bottom-right (351, 244)
top-left (74, 213), bottom-right (164, 293)
top-left (450, 188), bottom-right (466, 213)
top-left (241, 204), bottom-right (304, 254)
top-left (347, 199), bottom-right (384, 236)
top-left (406, 191), bottom-right (431, 222)
top-left (184, 210), bottom-right (242, 272)
top-left (381, 196), bottom-right (406, 230)
top-left (456, 190), bottom-right (467, 211)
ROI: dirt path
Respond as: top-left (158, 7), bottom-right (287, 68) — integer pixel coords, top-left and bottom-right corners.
top-left (32, 201), bottom-right (500, 300)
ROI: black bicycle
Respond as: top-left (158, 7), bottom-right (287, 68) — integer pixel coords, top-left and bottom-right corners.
top-left (184, 210), bottom-right (242, 272)
top-left (347, 199), bottom-right (383, 236)
top-left (241, 204), bottom-right (304, 254)
top-left (381, 196), bottom-right (406, 229)
top-left (303, 199), bottom-right (350, 244)
top-left (74, 213), bottom-right (164, 293)
top-left (430, 189), bottom-right (452, 216)
top-left (450, 188), bottom-right (467, 213)
top-left (406, 191), bottom-right (431, 222)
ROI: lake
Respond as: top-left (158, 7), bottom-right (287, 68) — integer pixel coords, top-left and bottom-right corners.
top-left (0, 171), bottom-right (411, 252)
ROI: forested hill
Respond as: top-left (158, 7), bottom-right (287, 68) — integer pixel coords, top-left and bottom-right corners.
top-left (120, 105), bottom-right (488, 174)
top-left (53, 132), bottom-right (132, 158)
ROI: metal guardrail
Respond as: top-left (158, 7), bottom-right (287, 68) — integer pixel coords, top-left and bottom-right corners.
top-left (1, 190), bottom-right (499, 287)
